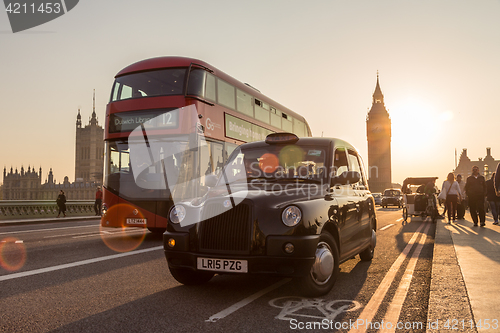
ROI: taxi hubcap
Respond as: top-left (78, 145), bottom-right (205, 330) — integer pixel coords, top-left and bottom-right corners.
top-left (311, 241), bottom-right (334, 285)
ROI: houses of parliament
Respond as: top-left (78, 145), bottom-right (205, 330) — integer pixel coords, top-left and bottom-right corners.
top-left (1, 93), bottom-right (104, 200)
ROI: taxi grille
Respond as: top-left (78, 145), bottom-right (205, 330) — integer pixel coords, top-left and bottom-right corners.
top-left (198, 203), bottom-right (251, 254)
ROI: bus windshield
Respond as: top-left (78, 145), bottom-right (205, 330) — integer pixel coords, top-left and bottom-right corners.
top-left (104, 138), bottom-right (189, 200)
top-left (111, 68), bottom-right (187, 102)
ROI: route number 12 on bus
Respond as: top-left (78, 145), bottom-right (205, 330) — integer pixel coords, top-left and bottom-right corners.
top-left (100, 57), bottom-right (311, 235)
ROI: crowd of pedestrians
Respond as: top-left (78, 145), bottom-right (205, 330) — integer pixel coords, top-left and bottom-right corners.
top-left (440, 163), bottom-right (500, 226)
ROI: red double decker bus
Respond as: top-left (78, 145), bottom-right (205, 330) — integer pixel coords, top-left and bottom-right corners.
top-left (100, 57), bottom-right (311, 234)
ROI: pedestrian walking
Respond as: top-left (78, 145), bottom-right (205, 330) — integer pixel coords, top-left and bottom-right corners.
top-left (495, 162), bottom-right (500, 196)
top-left (486, 172), bottom-right (500, 225)
top-left (441, 173), bottom-right (462, 223)
top-left (56, 190), bottom-right (67, 218)
top-left (94, 186), bottom-right (103, 216)
top-left (465, 165), bottom-right (487, 227)
top-left (456, 174), bottom-right (467, 219)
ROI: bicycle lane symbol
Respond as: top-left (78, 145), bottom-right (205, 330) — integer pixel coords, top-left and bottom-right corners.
top-left (269, 296), bottom-right (362, 322)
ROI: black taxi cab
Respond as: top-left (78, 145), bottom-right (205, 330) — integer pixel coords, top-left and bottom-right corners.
top-left (381, 188), bottom-right (403, 208)
top-left (163, 133), bottom-right (377, 296)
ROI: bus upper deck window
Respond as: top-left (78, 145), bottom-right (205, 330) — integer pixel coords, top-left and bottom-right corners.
top-left (112, 69), bottom-right (187, 101)
top-left (187, 69), bottom-right (206, 98)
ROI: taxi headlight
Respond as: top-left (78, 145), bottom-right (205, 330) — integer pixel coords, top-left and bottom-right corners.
top-left (282, 206), bottom-right (302, 227)
top-left (169, 205), bottom-right (186, 224)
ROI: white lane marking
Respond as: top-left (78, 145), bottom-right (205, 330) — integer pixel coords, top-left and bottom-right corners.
top-left (15, 240), bottom-right (23, 244)
top-left (44, 231), bottom-right (104, 239)
top-left (396, 218), bottom-right (403, 222)
top-left (0, 246), bottom-right (163, 282)
top-left (72, 230), bottom-right (145, 239)
top-left (43, 228), bottom-right (142, 239)
top-left (0, 224), bottom-right (98, 236)
top-left (379, 224), bottom-right (395, 231)
top-left (206, 278), bottom-right (291, 322)
top-left (382, 222), bottom-right (431, 331)
top-left (348, 223), bottom-right (427, 333)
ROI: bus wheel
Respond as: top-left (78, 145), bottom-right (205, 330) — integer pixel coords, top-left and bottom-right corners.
top-left (147, 227), bottom-right (166, 235)
top-left (168, 266), bottom-right (214, 285)
top-left (295, 232), bottom-right (339, 297)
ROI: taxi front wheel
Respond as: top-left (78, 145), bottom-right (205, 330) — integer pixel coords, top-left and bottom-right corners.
top-left (168, 266), bottom-right (215, 285)
top-left (296, 232), bottom-right (339, 297)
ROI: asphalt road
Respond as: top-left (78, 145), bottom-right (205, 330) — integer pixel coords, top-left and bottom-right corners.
top-left (0, 208), bottom-right (435, 332)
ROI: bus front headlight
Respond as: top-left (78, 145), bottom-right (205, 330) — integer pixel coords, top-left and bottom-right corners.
top-left (101, 203), bottom-right (108, 216)
top-left (282, 206), bottom-right (302, 227)
top-left (169, 205), bottom-right (186, 224)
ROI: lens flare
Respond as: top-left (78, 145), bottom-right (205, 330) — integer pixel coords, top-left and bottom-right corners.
top-left (99, 203), bottom-right (147, 253)
top-left (259, 153), bottom-right (280, 174)
top-left (279, 145), bottom-right (304, 167)
top-left (0, 237), bottom-right (27, 272)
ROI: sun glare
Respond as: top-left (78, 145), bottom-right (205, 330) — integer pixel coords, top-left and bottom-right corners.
top-left (391, 98), bottom-right (452, 156)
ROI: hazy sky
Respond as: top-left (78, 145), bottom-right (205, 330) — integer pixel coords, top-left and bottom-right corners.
top-left (1, 0), bottom-right (499, 187)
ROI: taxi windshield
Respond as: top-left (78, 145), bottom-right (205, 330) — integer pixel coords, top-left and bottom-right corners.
top-left (218, 144), bottom-right (328, 185)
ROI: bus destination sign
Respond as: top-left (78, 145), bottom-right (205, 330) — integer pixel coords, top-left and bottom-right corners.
top-left (110, 109), bottom-right (179, 133)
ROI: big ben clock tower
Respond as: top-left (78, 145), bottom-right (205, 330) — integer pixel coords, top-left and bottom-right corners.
top-left (366, 73), bottom-right (392, 193)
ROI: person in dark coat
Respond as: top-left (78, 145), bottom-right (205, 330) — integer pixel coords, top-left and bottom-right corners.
top-left (56, 190), bottom-right (67, 218)
top-left (465, 165), bottom-right (486, 226)
top-left (456, 174), bottom-right (467, 220)
top-left (495, 162), bottom-right (500, 196)
top-left (486, 172), bottom-right (500, 225)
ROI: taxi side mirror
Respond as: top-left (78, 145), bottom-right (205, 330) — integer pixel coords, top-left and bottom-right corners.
top-left (331, 171), bottom-right (361, 187)
top-left (205, 174), bottom-right (218, 187)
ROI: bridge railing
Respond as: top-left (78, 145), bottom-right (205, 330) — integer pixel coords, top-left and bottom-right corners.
top-left (0, 200), bottom-right (95, 220)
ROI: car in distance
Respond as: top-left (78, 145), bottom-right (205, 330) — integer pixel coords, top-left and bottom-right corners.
top-left (381, 188), bottom-right (403, 208)
top-left (163, 133), bottom-right (377, 296)
top-left (372, 192), bottom-right (382, 205)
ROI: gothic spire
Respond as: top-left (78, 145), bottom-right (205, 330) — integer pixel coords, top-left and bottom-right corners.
top-left (90, 89), bottom-right (98, 126)
top-left (367, 71), bottom-right (389, 121)
top-left (372, 71), bottom-right (384, 104)
top-left (76, 108), bottom-right (82, 128)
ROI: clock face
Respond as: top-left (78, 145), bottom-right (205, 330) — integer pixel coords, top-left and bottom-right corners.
top-left (370, 123), bottom-right (381, 132)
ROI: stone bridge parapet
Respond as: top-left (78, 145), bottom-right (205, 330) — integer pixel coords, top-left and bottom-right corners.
top-left (0, 200), bottom-right (95, 220)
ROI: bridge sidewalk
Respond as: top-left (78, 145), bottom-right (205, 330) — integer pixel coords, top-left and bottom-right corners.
top-left (0, 215), bottom-right (99, 226)
top-left (428, 213), bottom-right (500, 332)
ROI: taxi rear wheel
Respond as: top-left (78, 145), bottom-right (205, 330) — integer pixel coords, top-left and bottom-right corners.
top-left (359, 228), bottom-right (376, 261)
top-left (296, 232), bottom-right (339, 297)
top-left (168, 266), bottom-right (215, 285)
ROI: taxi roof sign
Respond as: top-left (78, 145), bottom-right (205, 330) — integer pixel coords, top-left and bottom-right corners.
top-left (265, 132), bottom-right (299, 144)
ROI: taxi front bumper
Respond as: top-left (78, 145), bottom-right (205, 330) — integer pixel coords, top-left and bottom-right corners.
top-left (163, 231), bottom-right (320, 277)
